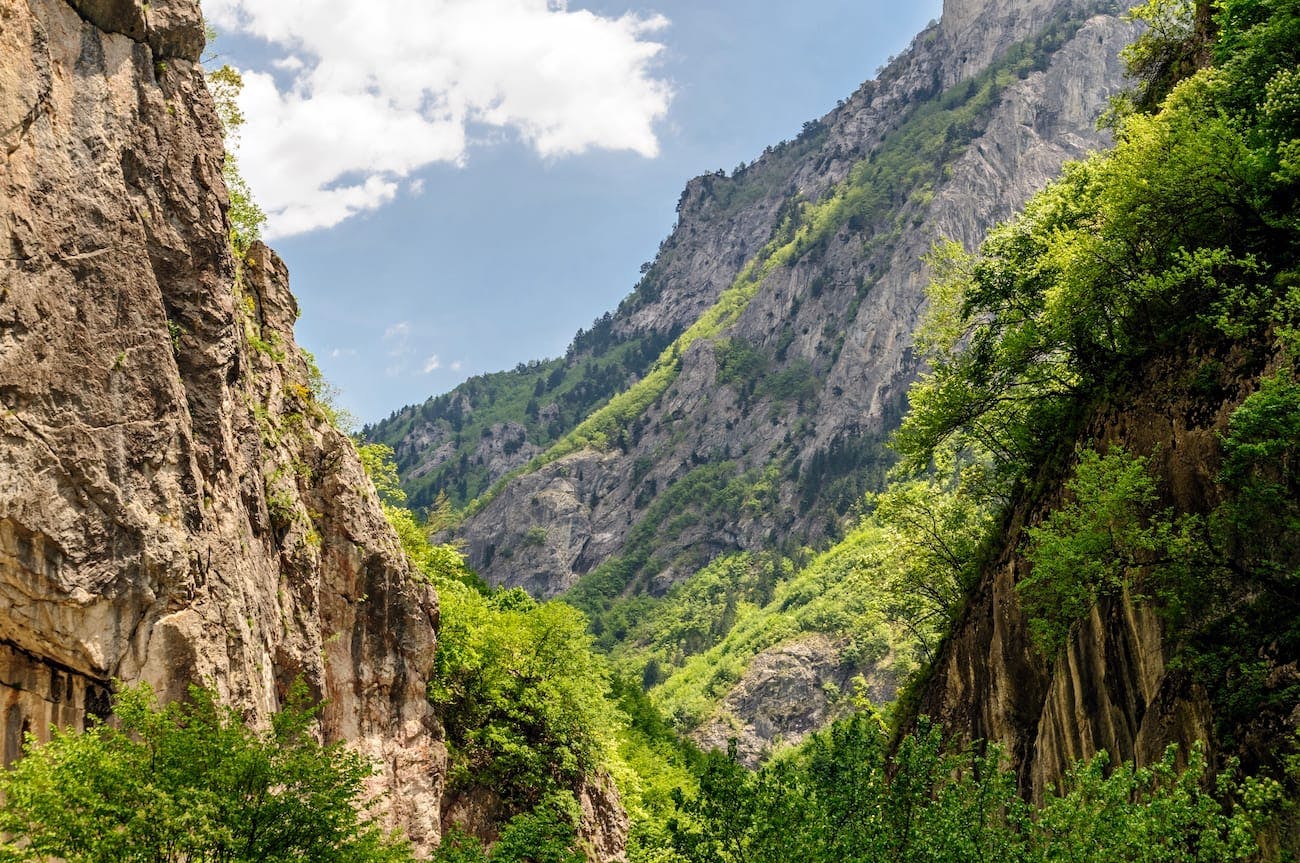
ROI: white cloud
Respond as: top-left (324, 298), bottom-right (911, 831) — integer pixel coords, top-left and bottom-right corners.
top-left (451, 360), bottom-right (463, 372)
top-left (383, 321), bottom-right (412, 343)
top-left (422, 354), bottom-right (442, 373)
top-left (202, 0), bottom-right (673, 238)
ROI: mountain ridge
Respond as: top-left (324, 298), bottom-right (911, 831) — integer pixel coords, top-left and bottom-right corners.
top-left (374, 0), bottom-right (1137, 606)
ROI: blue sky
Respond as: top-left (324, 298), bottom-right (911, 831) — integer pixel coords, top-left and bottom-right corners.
top-left (201, 0), bottom-right (943, 424)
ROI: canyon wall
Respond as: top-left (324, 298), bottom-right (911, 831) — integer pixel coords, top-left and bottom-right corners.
top-left (0, 0), bottom-right (444, 848)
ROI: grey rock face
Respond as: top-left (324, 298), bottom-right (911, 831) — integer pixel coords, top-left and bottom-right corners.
top-left (917, 352), bottom-right (1234, 799)
top-left (460, 2), bottom-right (1138, 600)
top-left (0, 0), bottom-right (443, 850)
top-left (691, 634), bottom-right (903, 766)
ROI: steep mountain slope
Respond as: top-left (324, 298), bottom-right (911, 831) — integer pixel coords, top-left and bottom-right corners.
top-left (894, 0), bottom-right (1300, 827)
top-left (0, 0), bottom-right (444, 848)
top-left (916, 352), bottom-right (1233, 798)
top-left (376, 0), bottom-right (1139, 611)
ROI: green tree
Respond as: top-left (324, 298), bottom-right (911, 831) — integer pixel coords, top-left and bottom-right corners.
top-left (1020, 447), bottom-right (1204, 655)
top-left (1031, 744), bottom-right (1278, 863)
top-left (1121, 0), bottom-right (1213, 111)
top-left (872, 459), bottom-right (997, 656)
top-left (0, 682), bottom-right (413, 863)
top-left (206, 63), bottom-right (267, 256)
top-left (666, 712), bottom-right (1278, 863)
top-left (895, 0), bottom-right (1298, 489)
top-left (429, 584), bottom-right (622, 808)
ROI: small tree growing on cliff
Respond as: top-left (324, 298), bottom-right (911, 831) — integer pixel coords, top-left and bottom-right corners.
top-left (206, 62), bottom-right (266, 256)
top-left (0, 681), bottom-right (414, 863)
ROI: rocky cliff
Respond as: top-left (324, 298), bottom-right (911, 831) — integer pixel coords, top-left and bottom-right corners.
top-left (0, 0), bottom-right (445, 849)
top-left (915, 347), bottom-right (1277, 800)
top-left (441, 0), bottom-right (1137, 600)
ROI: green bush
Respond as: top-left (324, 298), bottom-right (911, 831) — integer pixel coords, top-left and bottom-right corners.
top-left (668, 713), bottom-right (1281, 863)
top-left (429, 583), bottom-right (621, 808)
top-left (1021, 447), bottom-right (1198, 655)
top-left (0, 682), bottom-right (413, 863)
top-left (431, 795), bottom-right (586, 863)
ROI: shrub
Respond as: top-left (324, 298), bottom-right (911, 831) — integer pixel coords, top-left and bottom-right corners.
top-left (0, 682), bottom-right (413, 863)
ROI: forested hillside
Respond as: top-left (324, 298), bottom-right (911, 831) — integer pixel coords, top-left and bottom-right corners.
top-left (425, 0), bottom-right (1300, 855)
top-left (398, 0), bottom-right (1300, 856)
top-left (371, 1), bottom-right (1136, 596)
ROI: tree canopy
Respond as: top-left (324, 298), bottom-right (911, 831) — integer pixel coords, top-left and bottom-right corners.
top-left (0, 682), bottom-right (413, 863)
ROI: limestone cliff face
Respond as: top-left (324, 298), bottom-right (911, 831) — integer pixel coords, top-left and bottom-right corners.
top-left (0, 0), bottom-right (444, 849)
top-left (916, 351), bottom-right (1261, 798)
top-left (455, 0), bottom-right (1137, 599)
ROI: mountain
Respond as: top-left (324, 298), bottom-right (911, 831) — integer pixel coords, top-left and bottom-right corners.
top-left (5, 0), bottom-right (1298, 859)
top-left (374, 0), bottom-right (1138, 600)
top-left (368, 0), bottom-right (1140, 757)
top-left (901, 0), bottom-right (1300, 823)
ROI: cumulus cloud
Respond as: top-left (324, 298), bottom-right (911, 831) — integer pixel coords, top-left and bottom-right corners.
top-left (422, 354), bottom-right (442, 374)
top-left (202, 0), bottom-right (673, 238)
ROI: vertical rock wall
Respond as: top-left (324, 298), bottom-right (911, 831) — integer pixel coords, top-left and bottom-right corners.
top-left (0, 0), bottom-right (444, 849)
top-left (917, 354), bottom-right (1250, 798)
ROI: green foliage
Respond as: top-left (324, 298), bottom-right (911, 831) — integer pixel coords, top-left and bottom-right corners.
top-left (583, 446), bottom-right (999, 739)
top-left (369, 327), bottom-right (680, 511)
top-left (606, 677), bottom-right (706, 863)
top-left (644, 521), bottom-right (919, 732)
top-left (357, 442), bottom-right (407, 507)
top-left (794, 428), bottom-right (898, 517)
top-left (757, 358), bottom-right (816, 405)
top-left (0, 682), bottom-right (413, 863)
top-left (610, 554), bottom-right (787, 672)
top-left (432, 795), bottom-right (587, 863)
top-left (884, 0), bottom-right (1300, 777)
top-left (206, 64), bottom-right (266, 256)
top-left (429, 582), bottom-right (622, 808)
top-left (1218, 371), bottom-right (1300, 582)
top-left (667, 712), bottom-right (1279, 863)
top-left (566, 462), bottom-right (772, 633)
top-left (1175, 371), bottom-right (1300, 741)
top-left (1021, 447), bottom-right (1203, 655)
top-left (355, 439), bottom-right (485, 591)
top-left (356, 441), bottom-right (685, 858)
top-left (303, 349), bottom-right (357, 432)
top-left (1031, 744), bottom-right (1283, 863)
top-left (490, 795), bottom-right (587, 863)
top-left (713, 339), bottom-right (767, 390)
top-left (871, 459), bottom-right (997, 657)
top-left (1121, 0), bottom-right (1210, 111)
top-left (897, 0), bottom-right (1300, 489)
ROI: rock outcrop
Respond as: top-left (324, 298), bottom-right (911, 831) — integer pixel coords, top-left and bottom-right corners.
top-left (917, 350), bottom-right (1258, 798)
top-left (0, 0), bottom-right (444, 850)
top-left (691, 633), bottom-right (903, 766)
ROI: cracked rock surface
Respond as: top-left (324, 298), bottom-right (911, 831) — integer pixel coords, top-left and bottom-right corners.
top-left (0, 0), bottom-right (446, 851)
